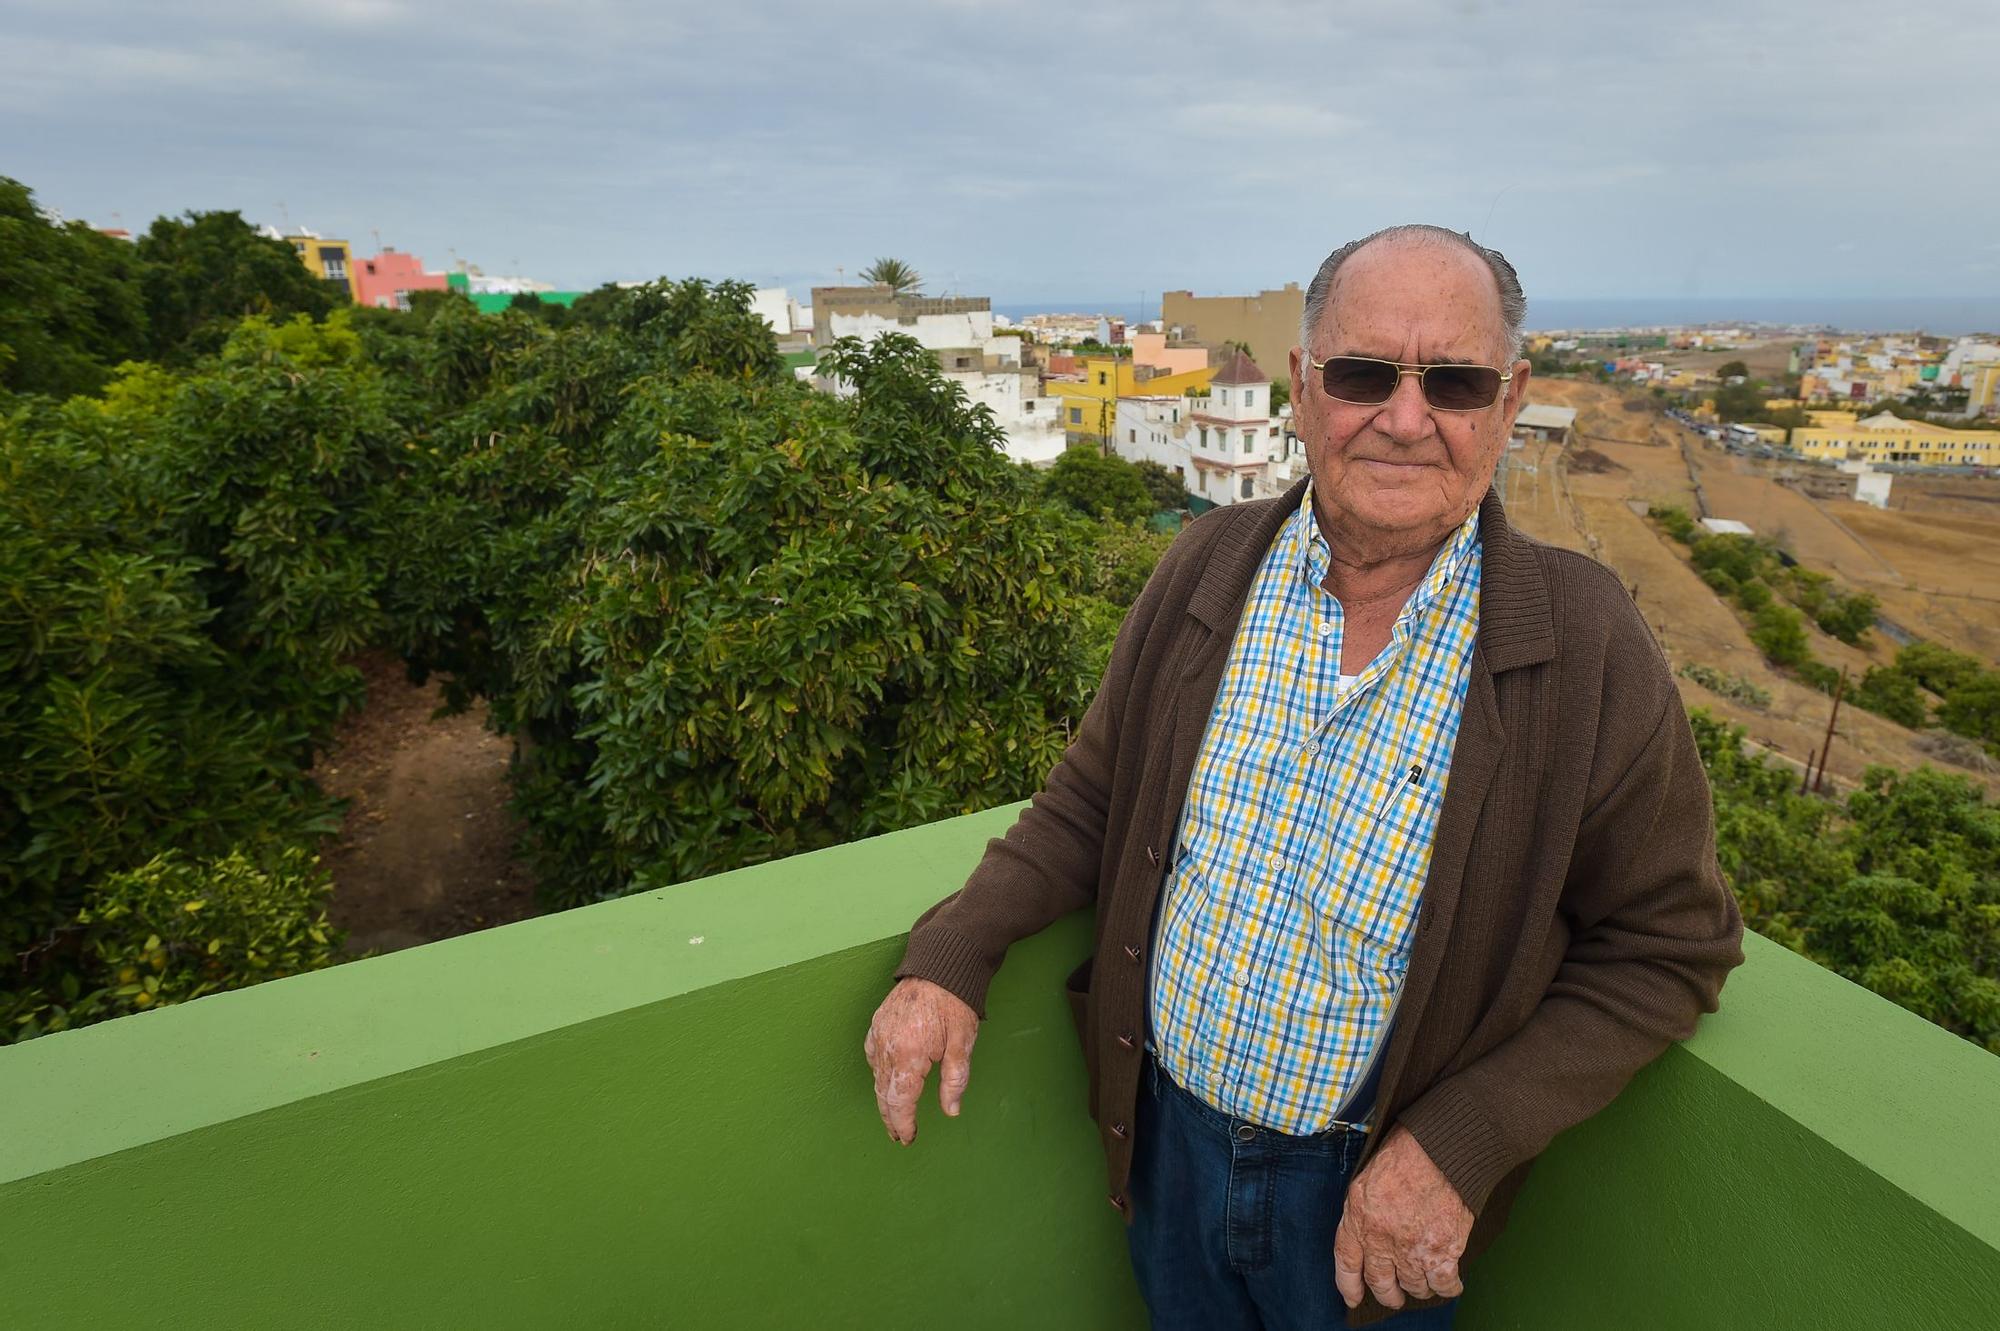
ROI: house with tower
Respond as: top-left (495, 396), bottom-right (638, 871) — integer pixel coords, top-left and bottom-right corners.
top-left (1112, 349), bottom-right (1300, 507)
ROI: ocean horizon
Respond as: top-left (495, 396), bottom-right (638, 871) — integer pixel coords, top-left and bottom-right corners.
top-left (991, 297), bottom-right (2000, 337)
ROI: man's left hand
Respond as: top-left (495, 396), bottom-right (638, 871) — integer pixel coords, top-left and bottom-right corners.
top-left (1333, 1125), bottom-right (1474, 1310)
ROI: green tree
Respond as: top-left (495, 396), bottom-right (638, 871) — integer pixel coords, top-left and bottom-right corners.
top-left (1717, 360), bottom-right (1750, 380)
top-left (1133, 459), bottom-right (1191, 513)
top-left (134, 210), bottom-right (339, 364)
top-left (858, 257), bottom-right (923, 296)
top-left (0, 176), bottom-right (150, 398)
top-left (1042, 445), bottom-right (1153, 524)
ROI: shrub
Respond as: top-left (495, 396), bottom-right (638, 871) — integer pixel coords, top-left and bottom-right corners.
top-left (1937, 673), bottom-right (2000, 749)
top-left (1699, 567), bottom-right (1738, 597)
top-left (7, 847), bottom-right (341, 1040)
top-left (1749, 602), bottom-right (1812, 668)
top-left (1851, 665), bottom-right (1929, 728)
top-left (1735, 578), bottom-right (1773, 611)
top-left (1678, 663), bottom-right (1771, 709)
top-left (1690, 533), bottom-right (1768, 586)
top-left (1898, 641), bottom-right (1983, 698)
top-left (1814, 590), bottom-right (1879, 646)
top-left (1650, 503), bottom-right (1699, 544)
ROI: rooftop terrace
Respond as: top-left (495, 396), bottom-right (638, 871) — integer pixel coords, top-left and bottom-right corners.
top-left (3, 806), bottom-right (1997, 1327)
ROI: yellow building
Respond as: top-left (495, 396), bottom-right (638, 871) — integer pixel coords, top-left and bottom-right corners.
top-left (1047, 355), bottom-right (1215, 444)
top-left (284, 233), bottom-right (360, 301)
top-left (1792, 411), bottom-right (2000, 467)
top-left (1963, 361), bottom-right (2000, 416)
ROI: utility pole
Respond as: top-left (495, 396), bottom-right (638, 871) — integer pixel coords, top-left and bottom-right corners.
top-left (1813, 667), bottom-right (1848, 793)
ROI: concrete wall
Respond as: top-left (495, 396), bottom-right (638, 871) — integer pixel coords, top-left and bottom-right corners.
top-left (3, 809), bottom-right (1997, 1329)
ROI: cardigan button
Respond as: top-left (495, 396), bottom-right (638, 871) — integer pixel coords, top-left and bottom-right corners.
top-left (1145, 844), bottom-right (1159, 866)
top-left (1116, 1032), bottom-right (1137, 1050)
top-left (1111, 1122), bottom-right (1128, 1139)
top-left (1107, 1192), bottom-right (1127, 1212)
top-left (1123, 944), bottom-right (1142, 963)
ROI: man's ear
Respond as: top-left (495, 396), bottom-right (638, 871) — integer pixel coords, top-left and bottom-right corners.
top-left (1504, 358), bottom-right (1533, 425)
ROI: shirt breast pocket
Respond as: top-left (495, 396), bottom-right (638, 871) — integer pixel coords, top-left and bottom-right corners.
top-left (1318, 772), bottom-right (1446, 964)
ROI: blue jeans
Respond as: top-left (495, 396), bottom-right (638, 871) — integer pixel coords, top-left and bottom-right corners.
top-left (1126, 1057), bottom-right (1458, 1330)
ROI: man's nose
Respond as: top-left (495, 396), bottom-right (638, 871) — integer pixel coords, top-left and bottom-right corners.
top-left (1377, 369), bottom-right (1434, 440)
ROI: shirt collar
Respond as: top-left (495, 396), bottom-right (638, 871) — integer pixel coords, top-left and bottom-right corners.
top-left (1292, 482), bottom-right (1481, 614)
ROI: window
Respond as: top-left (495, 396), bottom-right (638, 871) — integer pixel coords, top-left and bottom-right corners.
top-left (321, 257), bottom-right (346, 281)
top-left (1241, 476), bottom-right (1255, 499)
top-left (1172, 408), bottom-right (1179, 423)
top-left (1242, 432), bottom-right (1254, 454)
top-left (1129, 429), bottom-right (1137, 443)
top-left (1097, 371), bottom-right (1108, 386)
top-left (954, 356), bottom-right (970, 369)
top-left (1244, 390), bottom-right (1258, 412)
top-left (1069, 407), bottom-right (1082, 424)
top-left (1219, 388), bottom-right (1229, 406)
top-left (1199, 427), bottom-right (1209, 449)
top-left (1025, 400), bottom-right (1034, 412)
top-left (1199, 470), bottom-right (1209, 493)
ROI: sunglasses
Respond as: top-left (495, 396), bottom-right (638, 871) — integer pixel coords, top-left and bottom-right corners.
top-left (1308, 355), bottom-right (1512, 412)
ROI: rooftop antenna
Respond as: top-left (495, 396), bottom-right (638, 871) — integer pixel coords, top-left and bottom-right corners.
top-left (371, 226), bottom-right (382, 253)
top-left (277, 200), bottom-right (291, 231)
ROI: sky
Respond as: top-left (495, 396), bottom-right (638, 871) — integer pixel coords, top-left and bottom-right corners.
top-left (7, 0), bottom-right (1998, 311)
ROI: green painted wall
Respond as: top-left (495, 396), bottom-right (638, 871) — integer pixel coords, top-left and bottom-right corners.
top-left (3, 812), bottom-right (1997, 1329)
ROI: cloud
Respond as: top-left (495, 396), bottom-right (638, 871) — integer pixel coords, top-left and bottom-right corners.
top-left (4, 0), bottom-right (1998, 303)
top-left (1175, 100), bottom-right (1362, 140)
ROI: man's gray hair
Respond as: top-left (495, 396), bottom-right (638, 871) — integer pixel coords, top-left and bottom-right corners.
top-left (1299, 224), bottom-right (1527, 360)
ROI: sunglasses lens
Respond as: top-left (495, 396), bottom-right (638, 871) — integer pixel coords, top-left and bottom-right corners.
top-left (1423, 365), bottom-right (1503, 410)
top-left (1320, 357), bottom-right (1398, 403)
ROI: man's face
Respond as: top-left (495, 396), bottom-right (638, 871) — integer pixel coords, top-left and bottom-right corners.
top-left (1288, 240), bottom-right (1530, 551)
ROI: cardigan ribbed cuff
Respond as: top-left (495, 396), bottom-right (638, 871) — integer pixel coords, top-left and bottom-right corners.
top-left (895, 926), bottom-right (997, 1021)
top-left (1394, 1078), bottom-right (1520, 1215)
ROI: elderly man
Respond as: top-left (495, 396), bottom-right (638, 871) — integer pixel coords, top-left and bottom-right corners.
top-left (864, 225), bottom-right (1744, 1329)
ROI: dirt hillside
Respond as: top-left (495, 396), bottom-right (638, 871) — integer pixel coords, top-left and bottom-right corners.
top-left (1506, 380), bottom-right (2000, 795)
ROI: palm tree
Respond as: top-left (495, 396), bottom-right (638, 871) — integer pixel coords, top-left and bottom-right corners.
top-left (859, 257), bottom-right (923, 296)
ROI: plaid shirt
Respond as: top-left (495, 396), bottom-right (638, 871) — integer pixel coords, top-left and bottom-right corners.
top-left (1148, 486), bottom-right (1482, 1134)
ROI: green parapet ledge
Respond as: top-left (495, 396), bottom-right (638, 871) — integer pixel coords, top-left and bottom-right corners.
top-left (2, 806), bottom-right (1998, 1329)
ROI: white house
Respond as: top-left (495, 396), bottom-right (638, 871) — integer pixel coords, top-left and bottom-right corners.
top-left (750, 287), bottom-right (807, 337)
top-left (1111, 351), bottom-right (1299, 506)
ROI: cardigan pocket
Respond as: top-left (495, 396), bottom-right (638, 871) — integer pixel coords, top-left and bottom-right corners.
top-left (1063, 955), bottom-right (1099, 1118)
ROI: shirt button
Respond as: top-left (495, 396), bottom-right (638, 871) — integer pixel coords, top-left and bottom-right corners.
top-left (1234, 967), bottom-right (1250, 985)
top-left (1266, 850), bottom-right (1284, 868)
top-left (1304, 742), bottom-right (1320, 758)
top-left (1316, 621), bottom-right (1334, 637)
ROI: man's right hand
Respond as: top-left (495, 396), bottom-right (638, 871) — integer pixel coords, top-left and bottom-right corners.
top-left (863, 977), bottom-right (979, 1145)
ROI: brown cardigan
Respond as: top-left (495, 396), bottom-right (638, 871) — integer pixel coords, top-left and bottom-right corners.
top-left (898, 479), bottom-right (1744, 1324)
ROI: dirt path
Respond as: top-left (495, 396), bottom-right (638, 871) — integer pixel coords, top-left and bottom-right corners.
top-left (313, 653), bottom-right (539, 955)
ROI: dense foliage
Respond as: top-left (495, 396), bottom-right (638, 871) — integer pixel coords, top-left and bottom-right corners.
top-left (5, 265), bottom-right (1174, 1034)
top-left (1, 177), bottom-right (341, 396)
top-left (1695, 711), bottom-right (2000, 1052)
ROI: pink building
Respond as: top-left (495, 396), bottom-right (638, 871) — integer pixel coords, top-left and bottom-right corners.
top-left (1130, 331), bottom-right (1211, 377)
top-left (353, 249), bottom-right (448, 310)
